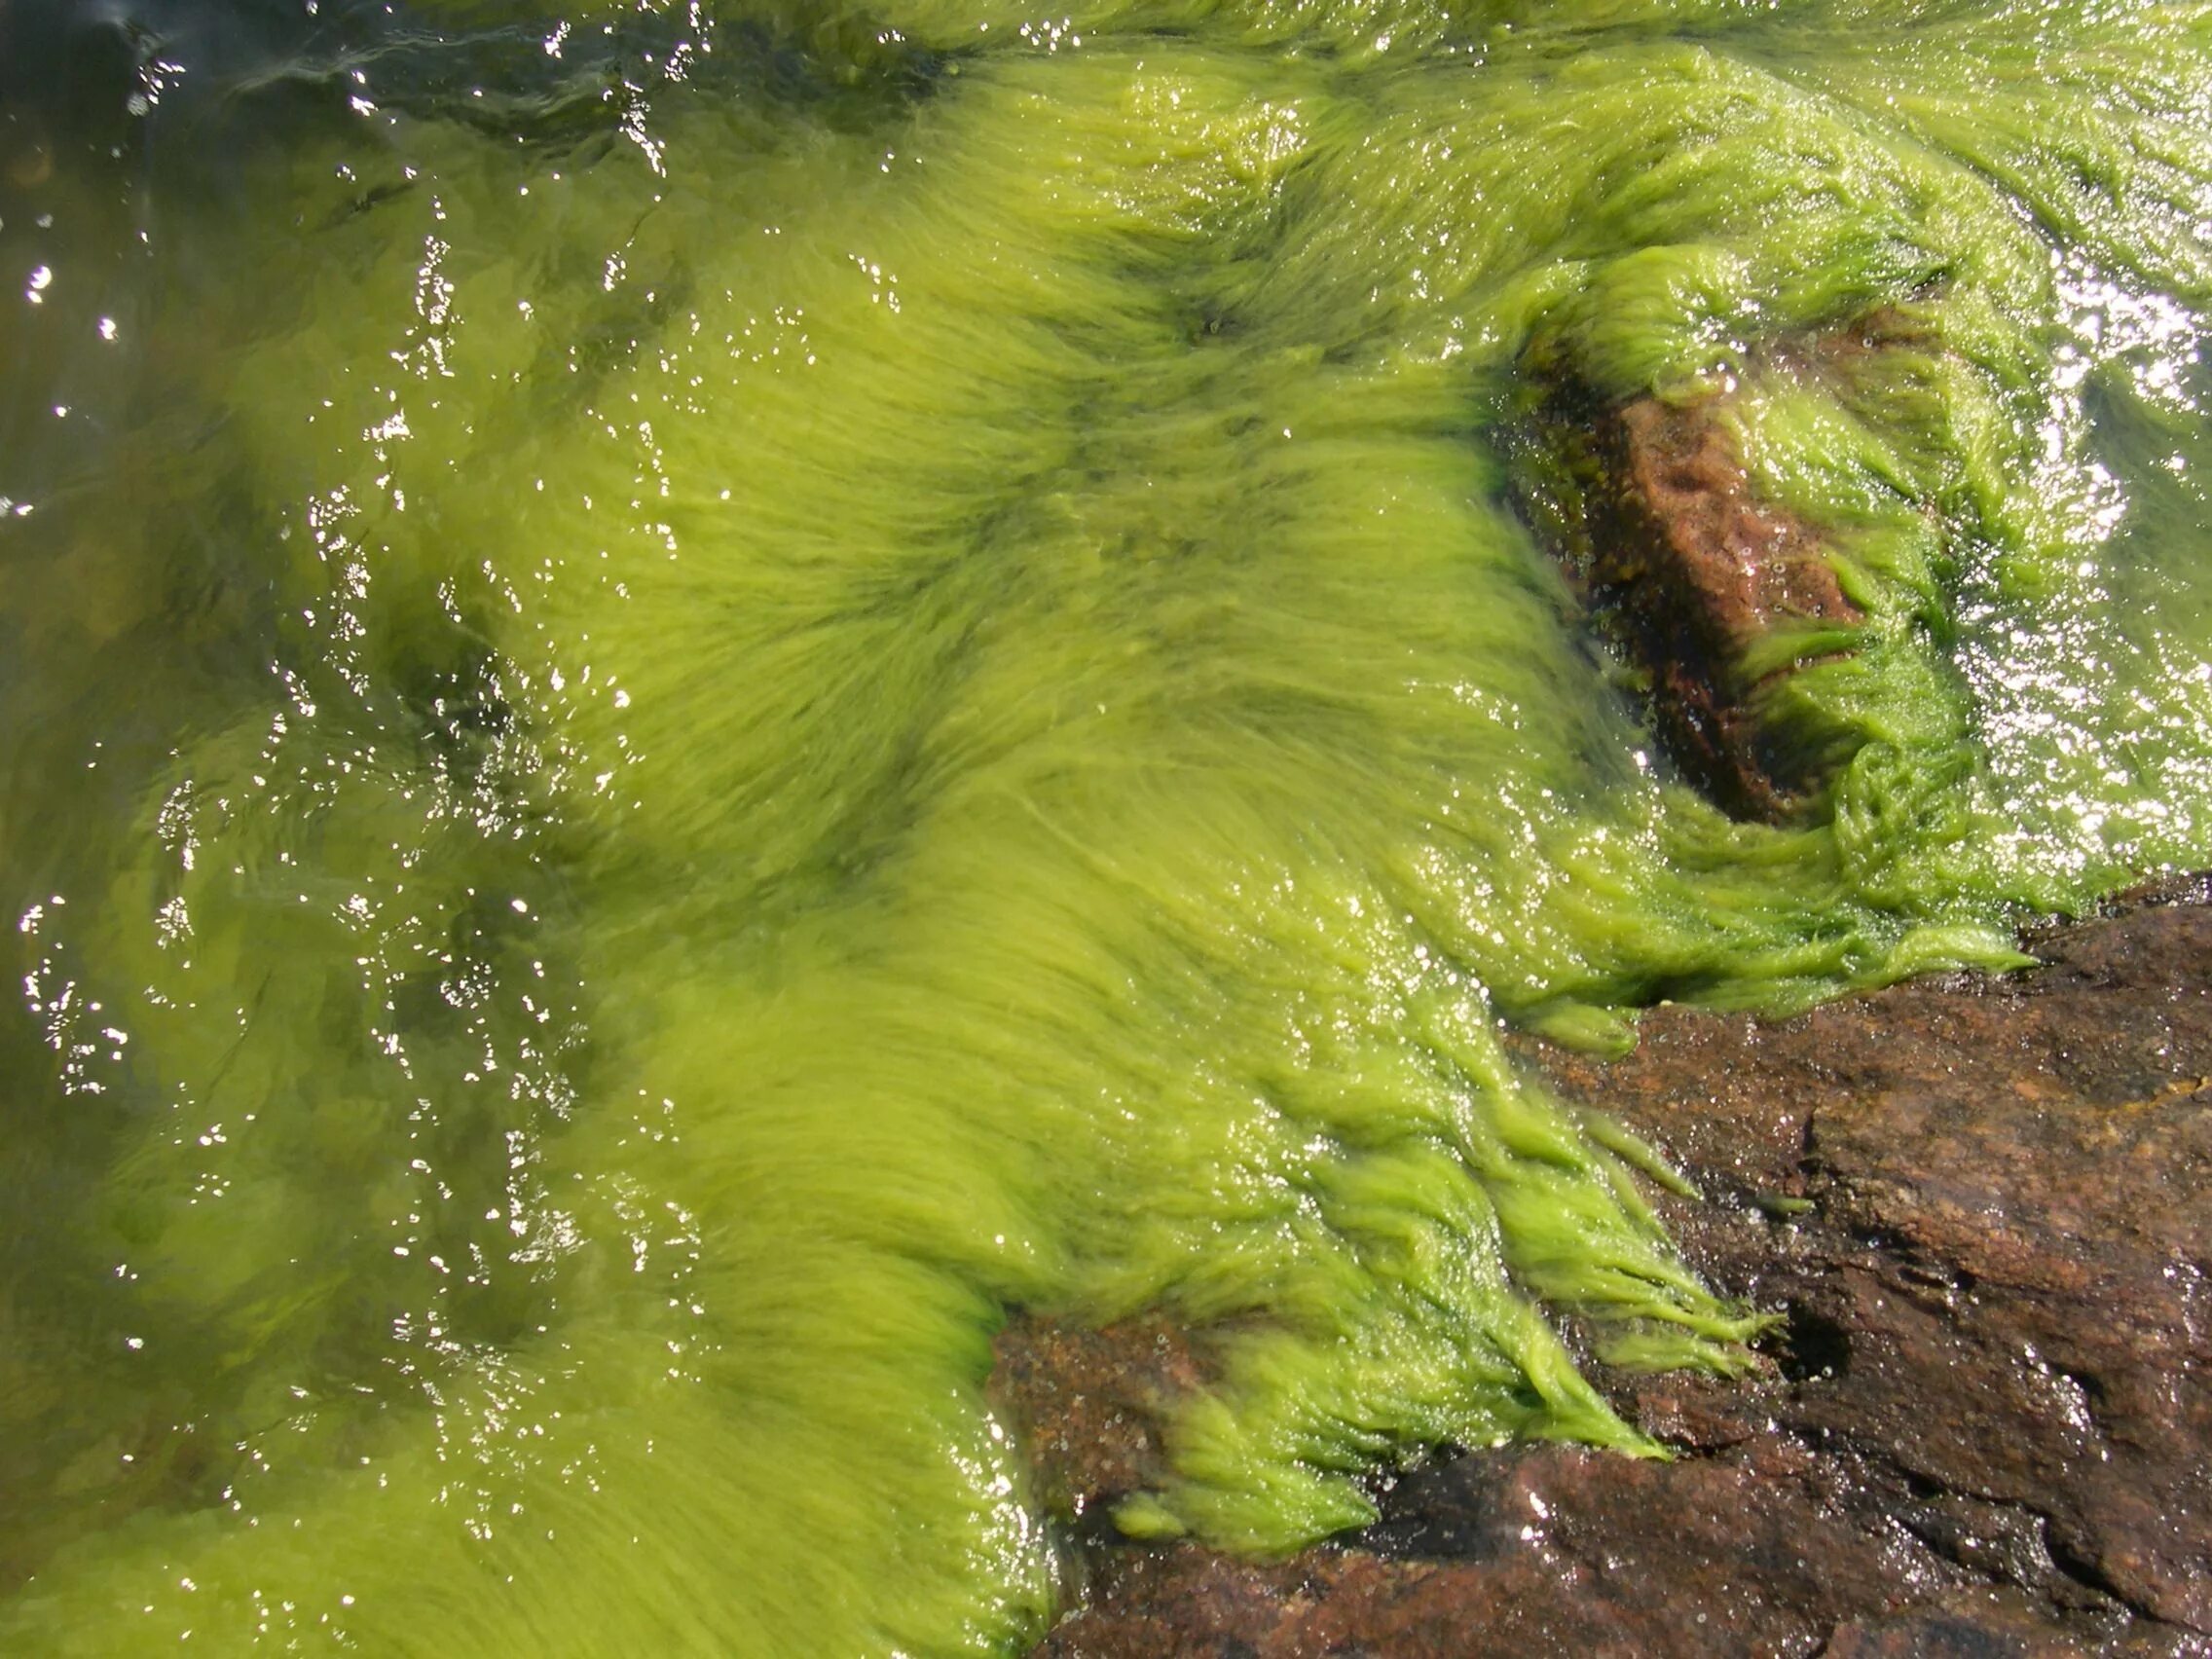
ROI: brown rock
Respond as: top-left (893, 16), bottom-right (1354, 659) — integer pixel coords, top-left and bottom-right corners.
top-left (1601, 393), bottom-right (1862, 653)
top-left (1017, 894), bottom-right (2212, 1656)
top-left (1819, 1606), bottom-right (2085, 1659)
top-left (991, 1313), bottom-right (1213, 1520)
top-left (1581, 387), bottom-right (1863, 822)
top-left (1513, 316), bottom-right (1955, 822)
top-left (1040, 1453), bottom-right (2124, 1657)
top-left (1533, 894), bottom-right (2212, 1635)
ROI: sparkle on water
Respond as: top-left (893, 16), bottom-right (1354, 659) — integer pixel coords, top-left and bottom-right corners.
top-left (3, 1), bottom-right (2211, 1652)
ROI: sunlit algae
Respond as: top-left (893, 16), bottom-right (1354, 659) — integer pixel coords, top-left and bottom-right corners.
top-left (5, 0), bottom-right (2212, 1652)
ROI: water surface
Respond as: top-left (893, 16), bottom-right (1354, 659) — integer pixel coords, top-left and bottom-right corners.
top-left (3, 1), bottom-right (2210, 1651)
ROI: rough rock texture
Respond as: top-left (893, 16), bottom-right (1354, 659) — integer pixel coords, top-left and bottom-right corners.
top-left (1585, 389), bottom-right (1862, 820)
top-left (1602, 394), bottom-right (1857, 654)
top-left (1517, 315), bottom-right (1957, 821)
top-left (1016, 890), bottom-right (2212, 1657)
top-left (991, 1314), bottom-right (1214, 1521)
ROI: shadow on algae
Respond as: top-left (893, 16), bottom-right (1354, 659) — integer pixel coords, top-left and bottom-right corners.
top-left (1, 0), bottom-right (2210, 1651)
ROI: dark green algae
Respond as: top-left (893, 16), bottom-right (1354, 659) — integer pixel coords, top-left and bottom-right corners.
top-left (3, 0), bottom-right (2212, 1650)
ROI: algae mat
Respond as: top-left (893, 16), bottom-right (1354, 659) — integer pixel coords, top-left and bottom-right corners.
top-left (3, 1), bottom-right (2211, 1651)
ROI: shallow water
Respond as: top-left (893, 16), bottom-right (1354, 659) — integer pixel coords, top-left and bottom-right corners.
top-left (2, 1), bottom-right (2209, 1651)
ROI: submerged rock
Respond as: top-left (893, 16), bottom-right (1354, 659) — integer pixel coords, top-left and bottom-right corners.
top-left (1017, 890), bottom-right (2212, 1654)
top-left (1520, 312), bottom-right (1959, 822)
top-left (990, 1314), bottom-right (1215, 1522)
top-left (1575, 389), bottom-right (1861, 820)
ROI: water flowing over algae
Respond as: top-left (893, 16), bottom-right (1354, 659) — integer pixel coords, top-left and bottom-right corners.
top-left (3, 0), bottom-right (2212, 1651)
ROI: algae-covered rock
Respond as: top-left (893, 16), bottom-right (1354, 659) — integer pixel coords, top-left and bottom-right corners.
top-left (1515, 312), bottom-right (1971, 822)
top-left (1030, 893), bottom-right (2212, 1654)
top-left (1, 3), bottom-right (2211, 1655)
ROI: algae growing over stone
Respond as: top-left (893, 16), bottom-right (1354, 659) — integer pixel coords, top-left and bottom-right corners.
top-left (3, 0), bottom-right (2212, 1651)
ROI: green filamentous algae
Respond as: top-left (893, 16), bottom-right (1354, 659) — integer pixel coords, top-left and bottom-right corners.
top-left (3, 0), bottom-right (2210, 1650)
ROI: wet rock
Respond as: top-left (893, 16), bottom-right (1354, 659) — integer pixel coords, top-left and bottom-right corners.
top-left (1532, 892), bottom-right (2212, 1637)
top-left (1820, 1605), bottom-right (2102, 1659)
top-left (1039, 1454), bottom-right (2172, 1658)
top-left (1580, 389), bottom-right (1862, 821)
top-left (991, 1313), bottom-right (1213, 1521)
top-left (1512, 316), bottom-right (1955, 822)
top-left (1016, 893), bottom-right (2212, 1656)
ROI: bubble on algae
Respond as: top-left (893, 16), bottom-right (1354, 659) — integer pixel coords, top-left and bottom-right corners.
top-left (4, 1), bottom-right (2212, 1653)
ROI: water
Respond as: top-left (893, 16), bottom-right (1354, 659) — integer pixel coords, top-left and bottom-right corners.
top-left (2, 1), bottom-right (2209, 1651)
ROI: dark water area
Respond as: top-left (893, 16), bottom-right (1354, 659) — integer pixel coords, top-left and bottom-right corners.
top-left (2, 1), bottom-right (2209, 1651)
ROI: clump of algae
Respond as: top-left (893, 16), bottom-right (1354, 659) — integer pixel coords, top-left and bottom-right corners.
top-left (5, 2), bottom-right (2212, 1653)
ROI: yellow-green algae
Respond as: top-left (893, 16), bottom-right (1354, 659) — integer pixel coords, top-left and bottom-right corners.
top-left (4, 0), bottom-right (2212, 1651)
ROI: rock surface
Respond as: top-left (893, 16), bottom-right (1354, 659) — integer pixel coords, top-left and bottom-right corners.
top-left (1515, 315), bottom-right (1956, 822)
top-left (1012, 889), bottom-right (2212, 1657)
top-left (991, 1313), bottom-right (1212, 1523)
top-left (1581, 388), bottom-right (1862, 821)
